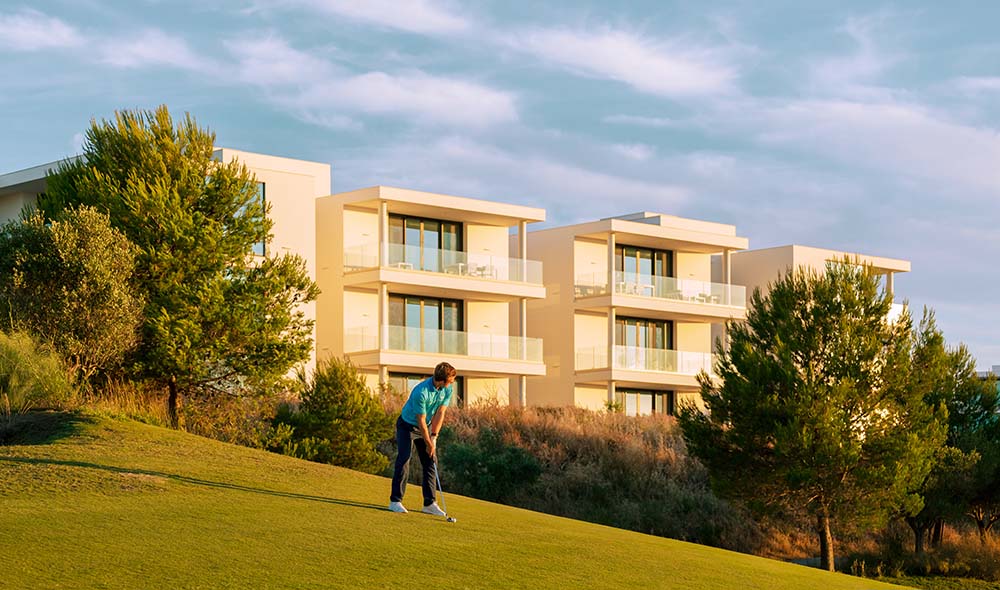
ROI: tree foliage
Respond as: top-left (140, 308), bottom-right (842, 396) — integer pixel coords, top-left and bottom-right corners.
top-left (679, 260), bottom-right (946, 571)
top-left (39, 106), bottom-right (319, 424)
top-left (269, 358), bottom-right (392, 474)
top-left (0, 207), bottom-right (142, 379)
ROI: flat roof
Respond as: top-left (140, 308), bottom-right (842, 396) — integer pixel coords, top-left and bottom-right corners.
top-left (532, 214), bottom-right (748, 253)
top-left (330, 185), bottom-right (546, 226)
top-left (734, 244), bottom-right (911, 273)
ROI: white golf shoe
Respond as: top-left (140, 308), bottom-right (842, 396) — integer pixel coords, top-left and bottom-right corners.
top-left (421, 502), bottom-right (446, 516)
top-left (388, 501), bottom-right (408, 513)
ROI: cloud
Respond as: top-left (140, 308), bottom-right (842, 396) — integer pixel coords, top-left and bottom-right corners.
top-left (603, 114), bottom-right (685, 128)
top-left (290, 0), bottom-right (470, 34)
top-left (0, 9), bottom-right (84, 51)
top-left (225, 35), bottom-right (516, 128)
top-left (954, 76), bottom-right (1000, 95)
top-left (511, 27), bottom-right (738, 98)
top-left (99, 29), bottom-right (215, 72)
top-left (611, 143), bottom-right (654, 161)
top-left (224, 36), bottom-right (336, 84)
top-left (756, 99), bottom-right (1000, 194)
top-left (331, 136), bottom-right (690, 222)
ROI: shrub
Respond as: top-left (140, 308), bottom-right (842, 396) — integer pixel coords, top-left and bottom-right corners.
top-left (268, 358), bottom-right (393, 474)
top-left (441, 426), bottom-right (541, 502)
top-left (83, 378), bottom-right (170, 427)
top-left (180, 390), bottom-right (281, 448)
top-left (439, 405), bottom-right (762, 552)
top-left (0, 330), bottom-right (74, 417)
top-left (0, 208), bottom-right (142, 380)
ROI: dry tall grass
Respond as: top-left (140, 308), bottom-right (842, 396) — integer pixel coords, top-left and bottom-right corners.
top-left (438, 403), bottom-right (762, 553)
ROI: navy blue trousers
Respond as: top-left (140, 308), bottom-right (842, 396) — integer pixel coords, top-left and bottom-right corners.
top-left (390, 416), bottom-right (437, 506)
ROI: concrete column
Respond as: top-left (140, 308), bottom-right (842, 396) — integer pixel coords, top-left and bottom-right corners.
top-left (379, 201), bottom-right (388, 267)
top-left (723, 248), bottom-right (732, 304)
top-left (379, 365), bottom-right (388, 387)
top-left (608, 380), bottom-right (617, 406)
top-left (379, 283), bottom-right (388, 349)
top-left (608, 306), bottom-right (616, 371)
top-left (520, 298), bottom-right (527, 358)
top-left (519, 375), bottom-right (527, 408)
top-left (608, 232), bottom-right (616, 293)
top-left (518, 220), bottom-right (527, 281)
top-left (886, 272), bottom-right (894, 297)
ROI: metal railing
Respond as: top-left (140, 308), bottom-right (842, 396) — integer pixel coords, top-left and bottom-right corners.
top-left (345, 326), bottom-right (543, 362)
top-left (576, 345), bottom-right (715, 374)
top-left (344, 243), bottom-right (543, 284)
top-left (574, 271), bottom-right (746, 307)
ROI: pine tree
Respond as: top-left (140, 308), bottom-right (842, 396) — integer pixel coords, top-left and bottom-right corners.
top-left (40, 106), bottom-right (319, 425)
top-left (679, 260), bottom-right (946, 571)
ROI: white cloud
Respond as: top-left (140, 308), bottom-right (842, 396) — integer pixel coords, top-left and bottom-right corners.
top-left (225, 35), bottom-right (516, 128)
top-left (224, 36), bottom-right (335, 84)
top-left (332, 136), bottom-right (690, 221)
top-left (756, 99), bottom-right (1000, 194)
top-left (512, 27), bottom-right (737, 98)
top-left (292, 0), bottom-right (470, 34)
top-left (99, 29), bottom-right (214, 72)
top-left (0, 9), bottom-right (84, 51)
top-left (954, 76), bottom-right (1000, 95)
top-left (603, 114), bottom-right (684, 128)
top-left (611, 143), bottom-right (654, 161)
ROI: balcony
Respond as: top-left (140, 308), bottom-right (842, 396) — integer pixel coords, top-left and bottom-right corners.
top-left (346, 244), bottom-right (542, 283)
top-left (343, 326), bottom-right (545, 377)
top-left (574, 345), bottom-right (715, 390)
top-left (574, 271), bottom-right (746, 321)
top-left (343, 244), bottom-right (546, 300)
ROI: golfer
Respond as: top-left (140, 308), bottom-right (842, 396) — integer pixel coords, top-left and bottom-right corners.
top-left (388, 362), bottom-right (457, 515)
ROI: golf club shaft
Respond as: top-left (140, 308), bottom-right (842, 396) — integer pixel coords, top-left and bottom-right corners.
top-left (433, 458), bottom-right (448, 515)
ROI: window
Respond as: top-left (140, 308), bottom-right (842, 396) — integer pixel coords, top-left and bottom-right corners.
top-left (389, 214), bottom-right (462, 271)
top-left (388, 294), bottom-right (463, 353)
top-left (620, 389), bottom-right (674, 417)
top-left (615, 245), bottom-right (672, 283)
top-left (389, 372), bottom-right (465, 408)
top-left (615, 317), bottom-right (673, 350)
top-left (252, 182), bottom-right (266, 257)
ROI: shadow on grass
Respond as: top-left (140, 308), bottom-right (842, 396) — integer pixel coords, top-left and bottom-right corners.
top-left (0, 411), bottom-right (93, 446)
top-left (0, 455), bottom-right (388, 512)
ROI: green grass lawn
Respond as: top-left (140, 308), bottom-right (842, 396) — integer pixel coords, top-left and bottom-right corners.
top-left (1, 411), bottom-right (915, 590)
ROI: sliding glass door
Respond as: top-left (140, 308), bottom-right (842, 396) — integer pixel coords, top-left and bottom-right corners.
top-left (389, 214), bottom-right (462, 271)
top-left (388, 295), bottom-right (463, 353)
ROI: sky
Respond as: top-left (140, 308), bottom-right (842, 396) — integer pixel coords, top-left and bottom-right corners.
top-left (1, 1), bottom-right (998, 369)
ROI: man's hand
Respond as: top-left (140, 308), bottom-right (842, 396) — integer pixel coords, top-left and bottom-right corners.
top-left (426, 436), bottom-right (437, 458)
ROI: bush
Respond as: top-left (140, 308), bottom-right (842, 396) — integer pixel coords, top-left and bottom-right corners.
top-left (0, 208), bottom-right (142, 380)
top-left (181, 390), bottom-right (281, 448)
top-left (0, 331), bottom-right (74, 432)
top-left (439, 405), bottom-right (762, 552)
top-left (847, 522), bottom-right (1000, 582)
top-left (441, 426), bottom-right (541, 502)
top-left (268, 358), bottom-right (393, 474)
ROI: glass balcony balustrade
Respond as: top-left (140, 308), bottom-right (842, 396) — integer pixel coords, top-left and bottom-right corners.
top-left (575, 271), bottom-right (746, 307)
top-left (344, 326), bottom-right (543, 362)
top-left (576, 345), bottom-right (715, 375)
top-left (344, 243), bottom-right (543, 284)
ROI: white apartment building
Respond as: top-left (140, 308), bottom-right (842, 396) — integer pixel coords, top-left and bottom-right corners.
top-left (525, 212), bottom-right (749, 415)
top-left (315, 186), bottom-right (547, 406)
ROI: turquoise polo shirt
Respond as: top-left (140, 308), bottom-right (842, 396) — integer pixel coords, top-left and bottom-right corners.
top-left (401, 377), bottom-right (454, 426)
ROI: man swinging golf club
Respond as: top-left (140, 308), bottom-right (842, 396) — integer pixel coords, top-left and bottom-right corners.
top-left (388, 362), bottom-right (456, 516)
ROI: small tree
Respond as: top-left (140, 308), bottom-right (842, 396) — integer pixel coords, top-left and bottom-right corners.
top-left (0, 207), bottom-right (142, 379)
top-left (270, 358), bottom-right (392, 474)
top-left (40, 106), bottom-right (319, 425)
top-left (679, 260), bottom-right (946, 571)
top-left (945, 352), bottom-right (1000, 542)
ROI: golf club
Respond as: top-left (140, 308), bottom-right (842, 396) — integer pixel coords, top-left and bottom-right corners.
top-left (433, 458), bottom-right (457, 523)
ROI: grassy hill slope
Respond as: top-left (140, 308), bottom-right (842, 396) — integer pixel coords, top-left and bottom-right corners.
top-left (0, 412), bottom-right (910, 589)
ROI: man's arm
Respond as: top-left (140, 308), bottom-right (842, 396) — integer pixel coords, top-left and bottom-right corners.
top-left (415, 414), bottom-right (435, 457)
top-left (429, 406), bottom-right (448, 440)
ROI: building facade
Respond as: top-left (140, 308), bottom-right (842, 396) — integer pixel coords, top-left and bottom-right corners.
top-left (315, 186), bottom-right (547, 407)
top-left (525, 212), bottom-right (749, 415)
